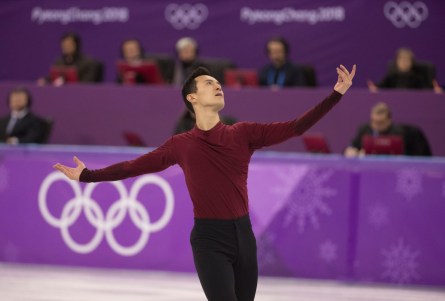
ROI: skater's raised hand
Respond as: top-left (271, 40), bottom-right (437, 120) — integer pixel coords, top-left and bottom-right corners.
top-left (334, 64), bottom-right (356, 95)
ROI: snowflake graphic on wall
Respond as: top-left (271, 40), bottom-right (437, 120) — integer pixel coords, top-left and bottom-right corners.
top-left (0, 164), bottom-right (8, 192)
top-left (368, 203), bottom-right (390, 229)
top-left (319, 240), bottom-right (338, 263)
top-left (395, 169), bottom-right (423, 201)
top-left (269, 165), bottom-right (309, 198)
top-left (257, 233), bottom-right (278, 269)
top-left (283, 169), bottom-right (336, 233)
top-left (381, 238), bottom-right (420, 284)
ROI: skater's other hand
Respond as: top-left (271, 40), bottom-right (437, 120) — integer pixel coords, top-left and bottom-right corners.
top-left (53, 156), bottom-right (86, 181)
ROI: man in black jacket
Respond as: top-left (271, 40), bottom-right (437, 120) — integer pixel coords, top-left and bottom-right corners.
top-left (259, 37), bottom-right (307, 88)
top-left (0, 87), bottom-right (46, 144)
top-left (344, 102), bottom-right (431, 157)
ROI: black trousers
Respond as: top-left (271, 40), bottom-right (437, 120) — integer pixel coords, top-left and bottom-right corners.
top-left (190, 214), bottom-right (258, 301)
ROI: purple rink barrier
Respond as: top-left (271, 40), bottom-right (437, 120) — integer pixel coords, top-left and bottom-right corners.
top-left (0, 82), bottom-right (444, 156)
top-left (1, 145), bottom-right (445, 287)
top-left (0, 0), bottom-right (444, 87)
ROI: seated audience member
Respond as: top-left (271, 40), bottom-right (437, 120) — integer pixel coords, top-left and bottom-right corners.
top-left (368, 48), bottom-right (437, 92)
top-left (117, 39), bottom-right (147, 84)
top-left (121, 39), bottom-right (145, 65)
top-left (258, 37), bottom-right (308, 88)
top-left (344, 102), bottom-right (431, 157)
top-left (172, 37), bottom-right (204, 85)
top-left (170, 37), bottom-right (233, 85)
top-left (117, 39), bottom-right (166, 84)
top-left (0, 87), bottom-right (46, 144)
top-left (38, 32), bottom-right (103, 85)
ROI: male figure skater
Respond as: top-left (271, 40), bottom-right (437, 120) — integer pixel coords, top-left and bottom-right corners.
top-left (54, 64), bottom-right (356, 301)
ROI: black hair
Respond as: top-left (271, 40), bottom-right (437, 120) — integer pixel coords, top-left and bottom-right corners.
top-left (181, 67), bottom-right (211, 113)
top-left (266, 37), bottom-right (290, 57)
top-left (120, 38), bottom-right (145, 59)
top-left (7, 87), bottom-right (32, 108)
top-left (60, 32), bottom-right (82, 57)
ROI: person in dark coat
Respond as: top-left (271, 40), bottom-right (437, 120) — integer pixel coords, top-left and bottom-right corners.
top-left (0, 87), bottom-right (46, 144)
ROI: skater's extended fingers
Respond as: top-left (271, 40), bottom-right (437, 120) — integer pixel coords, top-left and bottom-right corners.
top-left (350, 64), bottom-right (357, 79)
top-left (73, 156), bottom-right (85, 167)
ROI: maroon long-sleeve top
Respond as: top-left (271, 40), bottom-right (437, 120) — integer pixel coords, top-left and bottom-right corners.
top-left (80, 91), bottom-right (342, 219)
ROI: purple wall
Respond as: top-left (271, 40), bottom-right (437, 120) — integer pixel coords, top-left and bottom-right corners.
top-left (1, 145), bottom-right (445, 286)
top-left (1, 82), bottom-right (444, 156)
top-left (0, 0), bottom-right (443, 86)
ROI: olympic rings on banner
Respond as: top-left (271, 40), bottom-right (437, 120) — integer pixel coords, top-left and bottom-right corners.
top-left (38, 172), bottom-right (174, 256)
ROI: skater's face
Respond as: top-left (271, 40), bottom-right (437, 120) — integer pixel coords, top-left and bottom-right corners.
top-left (187, 75), bottom-right (224, 112)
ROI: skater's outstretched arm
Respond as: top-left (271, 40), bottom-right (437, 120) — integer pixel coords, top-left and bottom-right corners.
top-left (53, 138), bottom-right (176, 182)
top-left (240, 65), bottom-right (356, 149)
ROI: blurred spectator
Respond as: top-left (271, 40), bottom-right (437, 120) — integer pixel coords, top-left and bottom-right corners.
top-left (117, 39), bottom-right (166, 85)
top-left (117, 39), bottom-right (147, 84)
top-left (258, 37), bottom-right (309, 88)
top-left (344, 102), bottom-right (431, 157)
top-left (38, 32), bottom-right (103, 85)
top-left (121, 39), bottom-right (145, 65)
top-left (0, 87), bottom-right (46, 144)
top-left (172, 37), bottom-right (204, 85)
top-left (368, 48), bottom-right (439, 92)
top-left (161, 37), bottom-right (232, 85)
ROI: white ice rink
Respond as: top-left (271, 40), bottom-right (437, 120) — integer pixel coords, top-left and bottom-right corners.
top-left (1, 263), bottom-right (444, 301)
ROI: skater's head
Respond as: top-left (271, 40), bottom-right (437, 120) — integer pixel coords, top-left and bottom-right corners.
top-left (182, 67), bottom-right (224, 114)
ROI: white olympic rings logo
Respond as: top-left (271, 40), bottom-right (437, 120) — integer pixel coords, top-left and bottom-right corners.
top-left (38, 172), bottom-right (174, 256)
top-left (384, 1), bottom-right (428, 28)
top-left (165, 3), bottom-right (208, 30)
